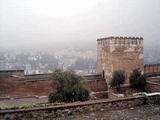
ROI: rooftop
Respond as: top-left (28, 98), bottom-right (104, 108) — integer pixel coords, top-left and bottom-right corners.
top-left (97, 36), bottom-right (143, 41)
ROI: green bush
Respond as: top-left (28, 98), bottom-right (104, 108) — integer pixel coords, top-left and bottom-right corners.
top-left (48, 92), bottom-right (62, 103)
top-left (129, 68), bottom-right (146, 90)
top-left (110, 70), bottom-right (126, 91)
top-left (49, 69), bottom-right (90, 103)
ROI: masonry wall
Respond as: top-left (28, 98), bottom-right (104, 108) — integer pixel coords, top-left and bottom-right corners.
top-left (0, 77), bottom-right (54, 97)
top-left (144, 64), bottom-right (160, 77)
top-left (0, 74), bottom-right (108, 99)
top-left (87, 79), bottom-right (108, 92)
top-left (87, 79), bottom-right (108, 99)
top-left (97, 36), bottom-right (144, 83)
top-left (0, 70), bottom-right (24, 77)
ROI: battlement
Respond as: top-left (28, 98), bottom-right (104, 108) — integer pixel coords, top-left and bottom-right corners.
top-left (96, 36), bottom-right (144, 82)
top-left (97, 36), bottom-right (143, 46)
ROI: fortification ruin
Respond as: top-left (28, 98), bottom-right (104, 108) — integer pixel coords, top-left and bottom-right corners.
top-left (1, 36), bottom-right (160, 98)
top-left (97, 36), bottom-right (144, 83)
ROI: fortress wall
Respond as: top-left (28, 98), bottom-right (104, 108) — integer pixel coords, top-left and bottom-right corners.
top-left (144, 64), bottom-right (160, 74)
top-left (97, 36), bottom-right (144, 84)
top-left (0, 74), bottom-right (108, 99)
top-left (0, 77), bottom-right (54, 97)
top-left (0, 70), bottom-right (24, 77)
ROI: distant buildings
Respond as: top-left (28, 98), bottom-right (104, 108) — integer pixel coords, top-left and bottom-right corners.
top-left (0, 48), bottom-right (96, 75)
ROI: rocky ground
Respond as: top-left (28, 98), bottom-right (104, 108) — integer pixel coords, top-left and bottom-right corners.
top-left (0, 98), bottom-right (160, 120)
top-left (58, 105), bottom-right (160, 120)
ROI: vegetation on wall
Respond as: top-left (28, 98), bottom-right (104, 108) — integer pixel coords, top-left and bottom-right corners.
top-left (49, 69), bottom-right (90, 103)
top-left (110, 70), bottom-right (126, 91)
top-left (129, 68), bottom-right (146, 90)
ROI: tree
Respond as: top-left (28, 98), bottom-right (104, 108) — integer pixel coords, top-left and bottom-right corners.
top-left (129, 68), bottom-right (146, 90)
top-left (110, 70), bottom-right (126, 91)
top-left (49, 69), bottom-right (90, 103)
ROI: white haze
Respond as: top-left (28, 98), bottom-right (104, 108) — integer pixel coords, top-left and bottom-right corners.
top-left (0, 0), bottom-right (160, 51)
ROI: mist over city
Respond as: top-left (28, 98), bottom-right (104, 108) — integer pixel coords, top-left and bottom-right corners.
top-left (0, 0), bottom-right (160, 73)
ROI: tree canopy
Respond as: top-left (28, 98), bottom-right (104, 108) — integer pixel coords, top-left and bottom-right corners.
top-left (129, 68), bottom-right (146, 90)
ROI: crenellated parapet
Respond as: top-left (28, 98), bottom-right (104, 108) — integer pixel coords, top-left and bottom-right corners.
top-left (97, 36), bottom-right (143, 47)
top-left (144, 64), bottom-right (160, 77)
top-left (96, 36), bottom-right (144, 83)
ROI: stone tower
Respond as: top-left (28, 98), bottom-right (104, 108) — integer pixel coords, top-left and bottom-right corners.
top-left (96, 36), bottom-right (144, 84)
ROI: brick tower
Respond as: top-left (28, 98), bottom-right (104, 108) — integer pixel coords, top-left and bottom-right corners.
top-left (96, 36), bottom-right (144, 84)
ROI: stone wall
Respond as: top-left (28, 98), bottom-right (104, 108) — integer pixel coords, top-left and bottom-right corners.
top-left (0, 70), bottom-right (24, 77)
top-left (0, 94), bottom-right (159, 119)
top-left (0, 74), bottom-right (108, 99)
top-left (97, 36), bottom-right (144, 84)
top-left (144, 64), bottom-right (160, 77)
top-left (24, 74), bottom-right (50, 81)
top-left (87, 78), bottom-right (108, 99)
top-left (87, 79), bottom-right (108, 92)
top-left (0, 77), bottom-right (54, 97)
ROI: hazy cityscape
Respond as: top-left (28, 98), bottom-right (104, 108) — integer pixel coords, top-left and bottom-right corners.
top-left (0, 46), bottom-right (160, 75)
top-left (0, 48), bottom-right (96, 75)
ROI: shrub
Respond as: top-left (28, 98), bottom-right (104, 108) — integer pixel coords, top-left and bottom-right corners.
top-left (49, 69), bottom-right (90, 103)
top-left (48, 92), bottom-right (62, 103)
top-left (110, 70), bottom-right (126, 91)
top-left (129, 68), bottom-right (146, 90)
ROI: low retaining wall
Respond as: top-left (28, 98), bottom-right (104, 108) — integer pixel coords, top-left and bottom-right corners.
top-left (0, 94), bottom-right (159, 119)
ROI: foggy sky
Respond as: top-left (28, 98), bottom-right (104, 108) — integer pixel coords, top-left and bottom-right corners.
top-left (0, 0), bottom-right (160, 51)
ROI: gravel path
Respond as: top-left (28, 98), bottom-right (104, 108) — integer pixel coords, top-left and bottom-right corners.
top-left (63, 105), bottom-right (160, 120)
top-left (0, 98), bottom-right (160, 120)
